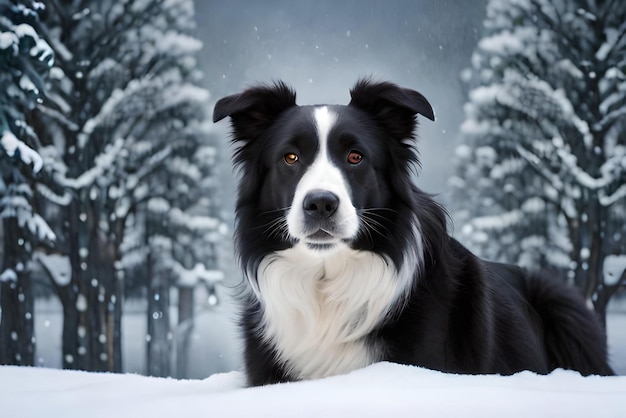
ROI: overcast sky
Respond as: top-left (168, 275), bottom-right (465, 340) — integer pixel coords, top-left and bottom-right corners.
top-left (194, 0), bottom-right (487, 195)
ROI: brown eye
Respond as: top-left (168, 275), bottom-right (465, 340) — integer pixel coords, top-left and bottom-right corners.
top-left (284, 152), bottom-right (299, 165)
top-left (347, 151), bottom-right (363, 165)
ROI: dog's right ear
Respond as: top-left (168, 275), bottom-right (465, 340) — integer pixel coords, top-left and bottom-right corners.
top-left (349, 78), bottom-right (434, 141)
top-left (213, 81), bottom-right (297, 141)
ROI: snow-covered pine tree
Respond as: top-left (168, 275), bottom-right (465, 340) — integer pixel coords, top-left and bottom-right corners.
top-left (136, 21), bottom-right (224, 378)
top-left (0, 0), bottom-right (55, 366)
top-left (451, 0), bottom-right (626, 323)
top-left (164, 142), bottom-right (225, 378)
top-left (29, 0), bottom-right (220, 373)
top-left (121, 137), bottom-right (225, 377)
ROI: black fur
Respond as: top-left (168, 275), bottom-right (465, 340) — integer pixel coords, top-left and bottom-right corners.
top-left (214, 79), bottom-right (614, 386)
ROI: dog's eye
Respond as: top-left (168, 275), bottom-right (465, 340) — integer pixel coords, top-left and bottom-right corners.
top-left (347, 151), bottom-right (363, 165)
top-left (284, 152), bottom-right (299, 165)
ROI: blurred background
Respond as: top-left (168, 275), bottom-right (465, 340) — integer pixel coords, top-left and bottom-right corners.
top-left (1, 0), bottom-right (624, 378)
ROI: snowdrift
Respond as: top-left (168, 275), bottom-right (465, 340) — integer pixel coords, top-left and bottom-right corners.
top-left (1, 362), bottom-right (624, 417)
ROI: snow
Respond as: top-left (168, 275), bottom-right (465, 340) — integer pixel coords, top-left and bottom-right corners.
top-left (75, 294), bottom-right (87, 312)
top-left (168, 207), bottom-right (220, 230)
top-left (156, 31), bottom-right (203, 55)
top-left (604, 255), bottom-right (626, 286)
top-left (601, 183), bottom-right (626, 207)
top-left (520, 197), bottom-right (545, 213)
top-left (472, 210), bottom-right (523, 231)
top-left (162, 83), bottom-right (210, 109)
top-left (454, 144), bottom-right (472, 159)
top-left (596, 26), bottom-right (623, 61)
top-left (474, 145), bottom-right (497, 166)
top-left (19, 74), bottom-right (38, 94)
top-left (555, 58), bottom-right (584, 79)
top-left (0, 362), bottom-right (624, 418)
top-left (468, 84), bottom-right (501, 106)
top-left (89, 57), bottom-right (120, 80)
top-left (0, 31), bottom-right (18, 52)
top-left (459, 117), bottom-right (491, 136)
top-left (478, 30), bottom-right (524, 55)
top-left (22, 212), bottom-right (56, 241)
top-left (176, 263), bottom-right (224, 287)
top-left (13, 23), bottom-right (37, 40)
top-left (60, 138), bottom-right (124, 189)
top-left (35, 253), bottom-right (71, 286)
top-left (30, 35), bottom-right (54, 63)
top-left (0, 268), bottom-right (17, 283)
top-left (1, 130), bottom-right (43, 173)
top-left (36, 183), bottom-right (72, 206)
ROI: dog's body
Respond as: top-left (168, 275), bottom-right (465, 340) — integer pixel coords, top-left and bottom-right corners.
top-left (213, 79), bottom-right (614, 386)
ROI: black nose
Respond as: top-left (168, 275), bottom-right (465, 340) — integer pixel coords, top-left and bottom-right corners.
top-left (303, 190), bottom-right (339, 220)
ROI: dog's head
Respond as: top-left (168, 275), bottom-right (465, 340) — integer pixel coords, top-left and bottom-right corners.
top-left (213, 79), bottom-right (434, 258)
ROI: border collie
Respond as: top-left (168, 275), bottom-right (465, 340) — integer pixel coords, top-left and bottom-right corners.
top-left (213, 79), bottom-right (614, 386)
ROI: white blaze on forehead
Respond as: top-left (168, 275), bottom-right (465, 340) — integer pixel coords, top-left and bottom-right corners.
top-left (285, 106), bottom-right (359, 242)
top-left (306, 106), bottom-right (343, 191)
top-left (314, 106), bottom-right (336, 155)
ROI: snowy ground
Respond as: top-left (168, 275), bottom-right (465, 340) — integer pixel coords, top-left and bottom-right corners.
top-left (1, 362), bottom-right (625, 418)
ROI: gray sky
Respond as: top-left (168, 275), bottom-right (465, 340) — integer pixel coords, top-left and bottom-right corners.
top-left (194, 0), bottom-right (487, 195)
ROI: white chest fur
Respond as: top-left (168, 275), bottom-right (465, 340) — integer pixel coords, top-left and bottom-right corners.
top-left (255, 243), bottom-right (414, 380)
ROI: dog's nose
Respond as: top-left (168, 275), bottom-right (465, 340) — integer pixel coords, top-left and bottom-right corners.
top-left (303, 190), bottom-right (339, 220)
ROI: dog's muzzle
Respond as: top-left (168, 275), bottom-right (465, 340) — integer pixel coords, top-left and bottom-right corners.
top-left (301, 190), bottom-right (341, 249)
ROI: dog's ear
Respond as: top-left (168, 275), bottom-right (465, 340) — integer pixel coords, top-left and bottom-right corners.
top-left (349, 78), bottom-right (434, 139)
top-left (213, 81), bottom-right (297, 141)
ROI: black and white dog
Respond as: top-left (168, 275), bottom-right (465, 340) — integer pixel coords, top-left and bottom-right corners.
top-left (213, 79), bottom-right (613, 386)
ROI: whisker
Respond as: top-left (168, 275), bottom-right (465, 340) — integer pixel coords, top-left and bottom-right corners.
top-left (250, 219), bottom-right (281, 232)
top-left (256, 206), bottom-right (292, 217)
top-left (250, 208), bottom-right (290, 232)
top-left (361, 219), bottom-right (387, 239)
top-left (265, 217), bottom-right (289, 240)
top-left (357, 208), bottom-right (398, 220)
top-left (358, 209), bottom-right (393, 241)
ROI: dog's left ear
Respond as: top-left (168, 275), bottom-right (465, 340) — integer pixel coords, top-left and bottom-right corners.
top-left (349, 79), bottom-right (434, 139)
top-left (213, 81), bottom-right (297, 142)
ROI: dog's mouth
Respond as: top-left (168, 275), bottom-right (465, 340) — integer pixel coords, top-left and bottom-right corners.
top-left (304, 229), bottom-right (339, 251)
top-left (307, 229), bottom-right (334, 241)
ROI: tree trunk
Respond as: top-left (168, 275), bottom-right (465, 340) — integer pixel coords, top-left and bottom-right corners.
top-left (146, 257), bottom-right (171, 377)
top-left (176, 286), bottom-right (194, 378)
top-left (587, 196), bottom-right (607, 325)
top-left (60, 289), bottom-right (79, 369)
top-left (63, 198), bottom-right (89, 370)
top-left (112, 265), bottom-right (124, 373)
top-left (57, 196), bottom-right (125, 372)
top-left (85, 234), bottom-right (112, 372)
top-left (0, 272), bottom-right (35, 365)
top-left (0, 219), bottom-right (35, 366)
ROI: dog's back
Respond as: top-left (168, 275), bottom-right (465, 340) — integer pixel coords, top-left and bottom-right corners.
top-left (375, 237), bottom-right (613, 377)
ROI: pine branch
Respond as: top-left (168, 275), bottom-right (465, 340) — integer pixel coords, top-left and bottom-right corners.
top-left (599, 184), bottom-right (626, 207)
top-left (35, 103), bottom-right (79, 131)
top-left (601, 19), bottom-right (626, 63)
top-left (595, 106), bottom-right (626, 132)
